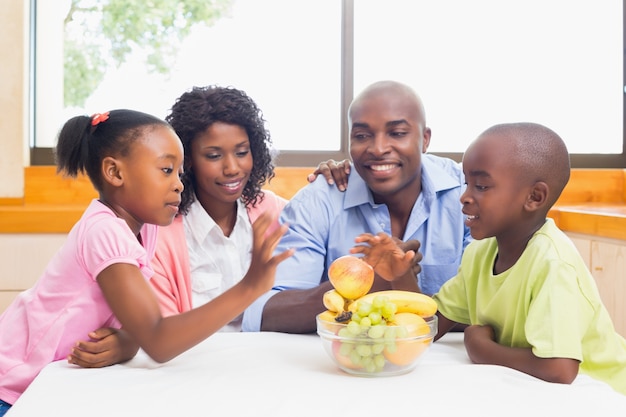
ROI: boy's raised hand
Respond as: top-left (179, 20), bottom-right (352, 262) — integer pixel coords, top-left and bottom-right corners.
top-left (350, 232), bottom-right (422, 282)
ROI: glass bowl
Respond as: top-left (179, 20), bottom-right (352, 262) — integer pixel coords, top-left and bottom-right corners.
top-left (316, 312), bottom-right (437, 377)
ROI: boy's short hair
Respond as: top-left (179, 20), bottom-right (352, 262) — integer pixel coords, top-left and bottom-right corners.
top-left (483, 122), bottom-right (570, 207)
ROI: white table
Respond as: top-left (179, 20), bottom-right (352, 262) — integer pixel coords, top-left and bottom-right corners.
top-left (7, 332), bottom-right (626, 416)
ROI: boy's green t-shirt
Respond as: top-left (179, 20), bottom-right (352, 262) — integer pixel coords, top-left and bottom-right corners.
top-left (434, 218), bottom-right (626, 396)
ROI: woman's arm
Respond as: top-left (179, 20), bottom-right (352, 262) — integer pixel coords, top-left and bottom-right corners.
top-left (68, 327), bottom-right (138, 368)
top-left (307, 159), bottom-right (351, 191)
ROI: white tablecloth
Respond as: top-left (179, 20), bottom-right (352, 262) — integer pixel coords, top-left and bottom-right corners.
top-left (7, 332), bottom-right (626, 416)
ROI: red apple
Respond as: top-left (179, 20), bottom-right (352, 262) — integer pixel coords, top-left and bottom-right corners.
top-left (328, 255), bottom-right (374, 300)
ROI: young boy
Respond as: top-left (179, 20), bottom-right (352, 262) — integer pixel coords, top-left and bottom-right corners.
top-left (432, 122), bottom-right (626, 396)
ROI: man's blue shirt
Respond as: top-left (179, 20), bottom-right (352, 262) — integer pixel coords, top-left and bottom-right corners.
top-left (242, 153), bottom-right (471, 331)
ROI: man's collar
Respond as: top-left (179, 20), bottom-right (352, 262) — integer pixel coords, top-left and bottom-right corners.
top-left (344, 169), bottom-right (372, 209)
top-left (421, 154), bottom-right (463, 196)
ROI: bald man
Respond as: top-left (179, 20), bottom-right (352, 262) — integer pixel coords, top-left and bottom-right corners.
top-left (243, 80), bottom-right (471, 333)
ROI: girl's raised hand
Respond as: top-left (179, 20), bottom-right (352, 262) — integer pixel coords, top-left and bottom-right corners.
top-left (241, 211), bottom-right (294, 293)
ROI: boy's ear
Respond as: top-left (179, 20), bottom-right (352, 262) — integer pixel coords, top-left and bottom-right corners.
top-left (101, 156), bottom-right (124, 187)
top-left (525, 181), bottom-right (548, 211)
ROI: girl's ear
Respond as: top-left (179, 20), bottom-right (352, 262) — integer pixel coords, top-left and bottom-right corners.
top-left (101, 156), bottom-right (124, 187)
top-left (525, 181), bottom-right (548, 211)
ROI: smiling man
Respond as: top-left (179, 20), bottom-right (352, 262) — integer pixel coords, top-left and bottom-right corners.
top-left (242, 80), bottom-right (472, 333)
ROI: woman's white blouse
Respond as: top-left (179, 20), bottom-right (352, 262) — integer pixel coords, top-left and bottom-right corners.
top-left (183, 198), bottom-right (253, 332)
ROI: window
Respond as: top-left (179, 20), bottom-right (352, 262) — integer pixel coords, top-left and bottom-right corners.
top-left (31, 0), bottom-right (626, 168)
top-left (31, 0), bottom-right (345, 166)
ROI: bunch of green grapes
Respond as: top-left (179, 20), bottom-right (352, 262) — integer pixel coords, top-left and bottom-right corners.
top-left (336, 295), bottom-right (403, 372)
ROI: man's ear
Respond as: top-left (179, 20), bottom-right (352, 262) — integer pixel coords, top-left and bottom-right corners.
top-left (101, 156), bottom-right (124, 187)
top-left (421, 127), bottom-right (432, 153)
top-left (525, 181), bottom-right (548, 211)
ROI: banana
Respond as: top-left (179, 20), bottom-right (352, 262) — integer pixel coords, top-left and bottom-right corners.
top-left (347, 290), bottom-right (438, 318)
top-left (318, 309), bottom-right (338, 323)
top-left (323, 289), bottom-right (347, 313)
top-left (318, 309), bottom-right (351, 325)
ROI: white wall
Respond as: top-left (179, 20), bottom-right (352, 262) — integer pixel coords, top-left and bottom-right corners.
top-left (0, 234), bottom-right (67, 311)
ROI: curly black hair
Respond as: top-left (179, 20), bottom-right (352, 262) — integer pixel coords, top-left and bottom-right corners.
top-left (165, 85), bottom-right (276, 215)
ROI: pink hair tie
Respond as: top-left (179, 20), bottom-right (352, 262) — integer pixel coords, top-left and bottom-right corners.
top-left (91, 112), bottom-right (110, 126)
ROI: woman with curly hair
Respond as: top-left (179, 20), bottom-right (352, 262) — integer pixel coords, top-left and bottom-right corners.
top-left (170, 85), bottom-right (280, 218)
top-left (148, 85), bottom-right (287, 332)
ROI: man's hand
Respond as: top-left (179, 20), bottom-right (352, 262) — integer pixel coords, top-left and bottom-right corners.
top-left (396, 238), bottom-right (422, 277)
top-left (68, 327), bottom-right (139, 368)
top-left (350, 232), bottom-right (420, 281)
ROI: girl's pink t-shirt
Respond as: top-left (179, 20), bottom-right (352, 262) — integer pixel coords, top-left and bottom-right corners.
top-left (0, 199), bottom-right (157, 405)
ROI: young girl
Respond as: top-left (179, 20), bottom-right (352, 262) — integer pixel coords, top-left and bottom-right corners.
top-left (0, 109), bottom-right (293, 414)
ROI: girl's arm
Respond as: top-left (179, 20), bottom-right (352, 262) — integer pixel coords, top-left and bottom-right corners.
top-left (463, 324), bottom-right (580, 384)
top-left (97, 211), bottom-right (293, 363)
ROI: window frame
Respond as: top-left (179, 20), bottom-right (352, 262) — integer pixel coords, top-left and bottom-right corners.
top-left (29, 0), bottom-right (626, 168)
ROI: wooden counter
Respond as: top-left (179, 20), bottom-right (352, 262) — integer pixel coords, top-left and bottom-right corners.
top-left (1, 167), bottom-right (626, 240)
top-left (548, 169), bottom-right (626, 241)
top-left (549, 204), bottom-right (626, 241)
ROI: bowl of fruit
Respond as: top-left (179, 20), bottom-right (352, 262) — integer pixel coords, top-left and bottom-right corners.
top-left (317, 255), bottom-right (439, 376)
top-left (317, 289), bottom-right (438, 377)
